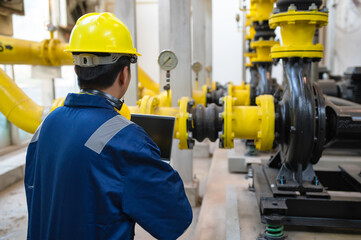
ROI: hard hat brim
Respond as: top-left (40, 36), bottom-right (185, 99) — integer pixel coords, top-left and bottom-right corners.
top-left (65, 48), bottom-right (141, 56)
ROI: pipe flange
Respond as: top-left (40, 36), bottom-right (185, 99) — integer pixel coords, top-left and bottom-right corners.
top-left (250, 40), bottom-right (279, 63)
top-left (250, 0), bottom-right (277, 23)
top-left (309, 83), bottom-right (326, 164)
top-left (254, 95), bottom-right (275, 151)
top-left (269, 8), bottom-right (328, 59)
top-left (221, 96), bottom-right (235, 148)
top-left (176, 97), bottom-right (192, 149)
top-left (245, 52), bottom-right (258, 67)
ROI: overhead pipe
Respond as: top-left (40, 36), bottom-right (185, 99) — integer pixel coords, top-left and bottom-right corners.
top-left (0, 36), bottom-right (72, 66)
top-left (0, 36), bottom-right (158, 93)
top-left (0, 68), bottom-right (45, 133)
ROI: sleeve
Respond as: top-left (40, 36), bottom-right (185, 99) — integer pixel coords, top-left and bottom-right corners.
top-left (120, 131), bottom-right (193, 240)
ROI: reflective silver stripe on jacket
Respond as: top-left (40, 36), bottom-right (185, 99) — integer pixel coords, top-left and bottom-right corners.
top-left (85, 115), bottom-right (132, 154)
top-left (30, 122), bottom-right (43, 143)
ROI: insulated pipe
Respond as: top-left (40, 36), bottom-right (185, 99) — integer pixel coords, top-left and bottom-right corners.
top-left (0, 68), bottom-right (45, 133)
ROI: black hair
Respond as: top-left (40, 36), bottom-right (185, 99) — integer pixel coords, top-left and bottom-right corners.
top-left (74, 52), bottom-right (131, 90)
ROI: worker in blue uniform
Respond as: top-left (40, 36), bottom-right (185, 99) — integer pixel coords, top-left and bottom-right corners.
top-left (24, 12), bottom-right (192, 240)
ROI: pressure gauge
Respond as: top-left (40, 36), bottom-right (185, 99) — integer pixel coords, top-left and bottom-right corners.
top-left (158, 50), bottom-right (178, 71)
top-left (192, 61), bottom-right (203, 73)
top-left (205, 65), bottom-right (212, 74)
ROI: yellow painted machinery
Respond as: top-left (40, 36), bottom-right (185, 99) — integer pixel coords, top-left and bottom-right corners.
top-left (193, 81), bottom-right (251, 107)
top-left (191, 60), bottom-right (251, 107)
top-left (138, 67), bottom-right (160, 98)
top-left (248, 1), bottom-right (361, 238)
top-left (269, 2), bottom-right (328, 59)
top-left (242, 0), bottom-right (281, 105)
top-left (129, 92), bottom-right (275, 152)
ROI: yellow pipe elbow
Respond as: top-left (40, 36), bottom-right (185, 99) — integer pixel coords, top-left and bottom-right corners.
top-left (0, 68), bottom-right (44, 134)
top-left (137, 67), bottom-right (159, 94)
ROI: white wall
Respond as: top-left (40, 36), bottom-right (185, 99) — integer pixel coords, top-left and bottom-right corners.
top-left (135, 0), bottom-right (361, 86)
top-left (326, 0), bottom-right (361, 76)
top-left (212, 0), bottom-right (244, 85)
top-left (136, 0), bottom-right (160, 83)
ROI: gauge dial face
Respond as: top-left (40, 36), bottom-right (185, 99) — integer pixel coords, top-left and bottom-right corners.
top-left (158, 50), bottom-right (178, 71)
top-left (192, 61), bottom-right (203, 73)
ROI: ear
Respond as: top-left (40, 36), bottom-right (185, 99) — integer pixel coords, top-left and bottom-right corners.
top-left (118, 66), bottom-right (129, 86)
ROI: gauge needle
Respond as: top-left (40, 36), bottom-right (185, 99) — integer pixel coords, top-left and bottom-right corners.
top-left (164, 57), bottom-right (171, 65)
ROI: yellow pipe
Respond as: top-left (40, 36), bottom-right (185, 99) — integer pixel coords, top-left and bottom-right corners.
top-left (0, 36), bottom-right (159, 94)
top-left (158, 90), bottom-right (172, 107)
top-left (221, 94), bottom-right (274, 151)
top-left (0, 36), bottom-right (73, 66)
top-left (233, 106), bottom-right (260, 139)
top-left (0, 68), bottom-right (44, 133)
top-left (137, 67), bottom-right (160, 94)
top-left (138, 83), bottom-right (158, 98)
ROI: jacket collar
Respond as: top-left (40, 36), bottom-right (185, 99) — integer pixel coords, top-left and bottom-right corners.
top-left (64, 93), bottom-right (115, 110)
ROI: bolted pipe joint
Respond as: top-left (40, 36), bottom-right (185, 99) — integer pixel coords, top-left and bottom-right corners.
top-left (275, 0), bottom-right (323, 13)
top-left (189, 103), bottom-right (223, 142)
top-left (269, 0), bottom-right (328, 60)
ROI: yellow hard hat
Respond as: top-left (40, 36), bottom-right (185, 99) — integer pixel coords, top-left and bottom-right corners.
top-left (65, 12), bottom-right (140, 56)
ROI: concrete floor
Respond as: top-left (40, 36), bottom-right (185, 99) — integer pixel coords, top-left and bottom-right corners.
top-left (0, 154), bottom-right (212, 240)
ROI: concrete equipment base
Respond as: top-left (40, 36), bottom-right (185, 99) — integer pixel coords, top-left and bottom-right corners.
top-left (228, 140), bottom-right (272, 173)
top-left (193, 141), bottom-right (211, 158)
top-left (184, 178), bottom-right (200, 207)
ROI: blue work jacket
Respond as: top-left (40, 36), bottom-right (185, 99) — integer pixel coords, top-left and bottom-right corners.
top-left (25, 93), bottom-right (192, 240)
